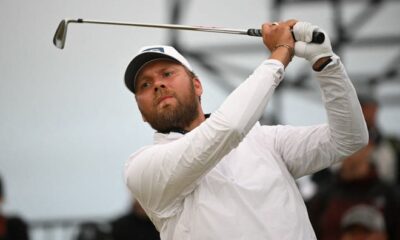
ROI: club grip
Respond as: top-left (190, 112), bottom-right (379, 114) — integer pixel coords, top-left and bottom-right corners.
top-left (246, 28), bottom-right (325, 44)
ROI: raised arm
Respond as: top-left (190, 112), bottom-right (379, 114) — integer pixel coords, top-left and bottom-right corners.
top-left (272, 22), bottom-right (369, 178)
top-left (125, 20), bottom-right (298, 217)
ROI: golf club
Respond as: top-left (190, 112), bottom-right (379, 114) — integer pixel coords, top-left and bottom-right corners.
top-left (53, 18), bottom-right (325, 49)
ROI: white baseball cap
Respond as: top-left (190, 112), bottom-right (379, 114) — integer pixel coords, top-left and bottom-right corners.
top-left (341, 205), bottom-right (385, 232)
top-left (124, 45), bottom-right (193, 93)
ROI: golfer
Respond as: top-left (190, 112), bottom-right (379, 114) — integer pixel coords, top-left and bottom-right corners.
top-left (123, 20), bottom-right (368, 239)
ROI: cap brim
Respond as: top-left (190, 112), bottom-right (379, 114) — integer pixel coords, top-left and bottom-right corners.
top-left (124, 52), bottom-right (176, 93)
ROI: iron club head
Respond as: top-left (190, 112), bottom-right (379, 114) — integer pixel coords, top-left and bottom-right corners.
top-left (53, 19), bottom-right (80, 49)
top-left (53, 19), bottom-right (69, 49)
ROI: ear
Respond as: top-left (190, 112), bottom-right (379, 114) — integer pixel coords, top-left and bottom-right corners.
top-left (193, 78), bottom-right (203, 98)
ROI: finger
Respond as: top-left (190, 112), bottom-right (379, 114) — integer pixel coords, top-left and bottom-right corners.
top-left (285, 19), bottom-right (298, 28)
top-left (293, 22), bottom-right (318, 43)
top-left (261, 23), bottom-right (270, 34)
top-left (294, 41), bottom-right (307, 58)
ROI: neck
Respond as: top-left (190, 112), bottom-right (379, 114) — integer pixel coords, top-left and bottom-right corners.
top-left (185, 110), bottom-right (206, 132)
top-left (168, 108), bottom-right (206, 134)
top-left (157, 104), bottom-right (205, 134)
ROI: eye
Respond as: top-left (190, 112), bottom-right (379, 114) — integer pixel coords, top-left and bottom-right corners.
top-left (139, 81), bottom-right (151, 90)
top-left (163, 71), bottom-right (174, 78)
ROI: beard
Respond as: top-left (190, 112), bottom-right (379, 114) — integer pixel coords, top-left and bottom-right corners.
top-left (139, 82), bottom-right (199, 133)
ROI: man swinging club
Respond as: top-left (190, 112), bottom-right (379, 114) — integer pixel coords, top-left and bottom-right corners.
top-left (123, 19), bottom-right (368, 239)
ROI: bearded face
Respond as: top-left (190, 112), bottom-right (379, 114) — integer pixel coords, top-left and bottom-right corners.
top-left (138, 79), bottom-right (199, 133)
top-left (134, 59), bottom-right (202, 133)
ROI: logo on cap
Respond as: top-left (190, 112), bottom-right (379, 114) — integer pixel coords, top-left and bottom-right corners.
top-left (143, 47), bottom-right (165, 53)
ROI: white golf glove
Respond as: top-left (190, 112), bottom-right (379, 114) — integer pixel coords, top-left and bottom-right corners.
top-left (293, 22), bottom-right (334, 66)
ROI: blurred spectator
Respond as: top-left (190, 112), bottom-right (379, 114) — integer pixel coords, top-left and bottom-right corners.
top-left (110, 199), bottom-right (159, 240)
top-left (0, 174), bottom-right (29, 240)
top-left (358, 95), bottom-right (400, 185)
top-left (306, 142), bottom-right (400, 240)
top-left (75, 222), bottom-right (111, 240)
top-left (311, 96), bottom-right (400, 189)
top-left (340, 205), bottom-right (387, 240)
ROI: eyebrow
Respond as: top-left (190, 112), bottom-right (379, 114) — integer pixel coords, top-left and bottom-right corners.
top-left (136, 65), bottom-right (180, 85)
top-left (145, 66), bottom-right (178, 77)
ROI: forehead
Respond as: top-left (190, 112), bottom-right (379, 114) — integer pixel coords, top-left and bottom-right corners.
top-left (137, 59), bottom-right (183, 77)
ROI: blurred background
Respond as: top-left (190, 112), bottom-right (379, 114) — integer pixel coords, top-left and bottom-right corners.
top-left (1, 0), bottom-right (399, 239)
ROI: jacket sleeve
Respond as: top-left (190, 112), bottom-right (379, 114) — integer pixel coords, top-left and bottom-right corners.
top-left (272, 56), bottom-right (369, 179)
top-left (124, 60), bottom-right (285, 218)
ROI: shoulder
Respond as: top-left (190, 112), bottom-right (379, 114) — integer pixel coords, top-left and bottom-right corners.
top-left (4, 215), bottom-right (29, 238)
top-left (124, 145), bottom-right (156, 181)
top-left (125, 145), bottom-right (153, 166)
top-left (6, 215), bottom-right (28, 226)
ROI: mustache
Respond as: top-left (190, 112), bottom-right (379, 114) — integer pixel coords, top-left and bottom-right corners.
top-left (154, 89), bottom-right (176, 105)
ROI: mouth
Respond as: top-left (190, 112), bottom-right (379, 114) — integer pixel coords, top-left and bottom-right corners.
top-left (156, 95), bottom-right (174, 105)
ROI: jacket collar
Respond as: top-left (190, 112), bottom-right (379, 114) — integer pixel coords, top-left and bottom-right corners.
top-left (153, 131), bottom-right (184, 144)
top-left (153, 114), bottom-right (210, 144)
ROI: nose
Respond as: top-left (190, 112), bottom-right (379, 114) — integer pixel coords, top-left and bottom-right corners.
top-left (153, 78), bottom-right (166, 93)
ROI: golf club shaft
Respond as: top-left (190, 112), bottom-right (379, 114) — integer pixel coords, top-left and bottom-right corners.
top-left (77, 18), bottom-right (250, 35)
top-left (76, 18), bottom-right (325, 41)
top-left (53, 18), bottom-right (325, 49)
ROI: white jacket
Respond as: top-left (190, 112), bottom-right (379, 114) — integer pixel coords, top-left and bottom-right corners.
top-left (125, 57), bottom-right (368, 240)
